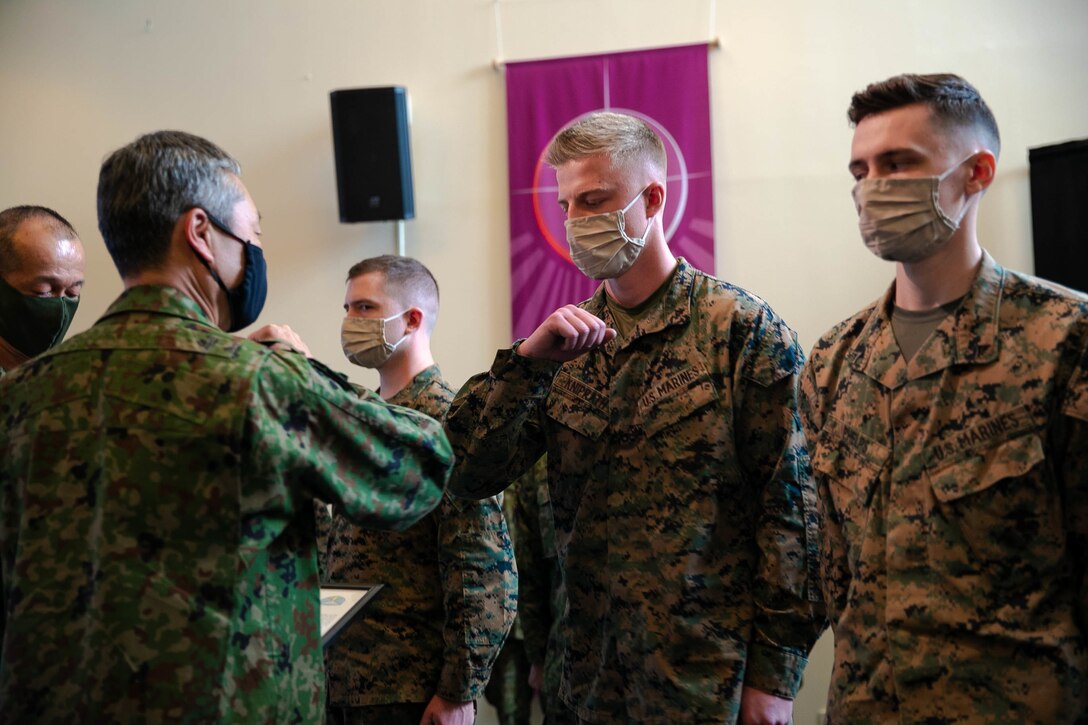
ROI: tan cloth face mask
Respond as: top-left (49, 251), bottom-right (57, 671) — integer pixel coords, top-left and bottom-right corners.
top-left (341, 313), bottom-right (407, 368)
top-left (852, 156), bottom-right (973, 263)
top-left (565, 187), bottom-right (654, 279)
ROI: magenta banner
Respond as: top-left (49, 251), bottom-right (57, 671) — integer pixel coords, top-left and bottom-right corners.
top-left (504, 43), bottom-right (715, 339)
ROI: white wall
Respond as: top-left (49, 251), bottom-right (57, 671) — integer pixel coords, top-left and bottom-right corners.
top-left (2, 1), bottom-right (1086, 722)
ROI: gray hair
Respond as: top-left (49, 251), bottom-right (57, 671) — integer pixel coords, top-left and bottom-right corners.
top-left (97, 130), bottom-right (243, 277)
top-left (545, 112), bottom-right (666, 175)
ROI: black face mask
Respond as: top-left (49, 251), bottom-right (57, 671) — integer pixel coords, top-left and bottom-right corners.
top-left (196, 210), bottom-right (268, 332)
top-left (0, 274), bottom-right (79, 358)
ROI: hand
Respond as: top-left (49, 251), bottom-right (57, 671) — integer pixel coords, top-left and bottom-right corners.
top-left (528, 662), bottom-right (544, 695)
top-left (246, 323), bottom-right (312, 356)
top-left (517, 305), bottom-right (616, 362)
top-left (740, 686), bottom-right (793, 725)
top-left (419, 695), bottom-right (474, 725)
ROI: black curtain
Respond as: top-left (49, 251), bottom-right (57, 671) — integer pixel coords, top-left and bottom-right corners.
top-left (1029, 138), bottom-right (1088, 293)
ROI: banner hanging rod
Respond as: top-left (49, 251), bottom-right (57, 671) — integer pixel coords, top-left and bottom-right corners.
top-left (492, 37), bottom-right (721, 72)
top-left (491, 0), bottom-right (721, 72)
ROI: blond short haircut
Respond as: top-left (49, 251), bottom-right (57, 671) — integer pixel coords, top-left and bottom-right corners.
top-left (545, 112), bottom-right (666, 176)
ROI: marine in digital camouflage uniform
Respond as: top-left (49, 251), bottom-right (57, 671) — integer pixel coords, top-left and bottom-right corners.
top-left (0, 132), bottom-right (452, 724)
top-left (324, 256), bottom-right (516, 724)
top-left (446, 112), bottom-right (823, 724)
top-left (800, 73), bottom-right (1088, 723)
top-left (481, 470), bottom-right (533, 725)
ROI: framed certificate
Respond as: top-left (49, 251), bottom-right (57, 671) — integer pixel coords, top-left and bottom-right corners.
top-left (320, 583), bottom-right (384, 648)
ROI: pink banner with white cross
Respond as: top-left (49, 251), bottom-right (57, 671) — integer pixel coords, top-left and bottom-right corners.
top-left (504, 43), bottom-right (715, 339)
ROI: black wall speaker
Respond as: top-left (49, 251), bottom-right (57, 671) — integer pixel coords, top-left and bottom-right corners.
top-left (1029, 138), bottom-right (1088, 293)
top-left (330, 86), bottom-right (415, 222)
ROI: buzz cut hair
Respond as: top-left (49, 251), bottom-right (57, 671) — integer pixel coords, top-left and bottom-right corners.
top-left (347, 255), bottom-right (440, 332)
top-left (848, 73), bottom-right (1001, 159)
top-left (0, 205), bottom-right (80, 277)
top-left (545, 111), bottom-right (667, 176)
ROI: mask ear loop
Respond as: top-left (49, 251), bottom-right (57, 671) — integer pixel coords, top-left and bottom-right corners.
top-left (620, 186), bottom-right (649, 214)
top-left (380, 310), bottom-right (411, 350)
top-left (618, 185), bottom-right (655, 244)
top-left (934, 153), bottom-right (978, 228)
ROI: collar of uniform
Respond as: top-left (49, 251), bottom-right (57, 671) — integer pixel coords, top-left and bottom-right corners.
top-left (848, 250), bottom-right (1003, 389)
top-left (98, 285), bottom-right (217, 328)
top-left (388, 363), bottom-right (442, 408)
top-left (906, 250), bottom-right (1003, 380)
top-left (589, 258), bottom-right (693, 355)
top-left (846, 289), bottom-right (905, 389)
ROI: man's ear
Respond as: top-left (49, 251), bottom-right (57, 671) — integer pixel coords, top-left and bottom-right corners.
top-left (644, 181), bottom-right (666, 218)
top-left (179, 207), bottom-right (215, 264)
top-left (405, 307), bottom-right (424, 333)
top-left (966, 150), bottom-right (997, 194)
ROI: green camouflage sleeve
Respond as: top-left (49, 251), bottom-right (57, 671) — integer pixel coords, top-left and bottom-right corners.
top-left (313, 499), bottom-right (332, 581)
top-left (435, 491), bottom-right (518, 701)
top-left (249, 351), bottom-right (452, 531)
top-left (512, 457), bottom-right (553, 666)
top-left (734, 313), bottom-right (825, 699)
top-left (446, 348), bottom-right (560, 499)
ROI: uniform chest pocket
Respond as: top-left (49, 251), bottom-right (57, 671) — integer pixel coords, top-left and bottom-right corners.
top-left (635, 373), bottom-right (718, 438)
top-left (812, 417), bottom-right (888, 537)
top-left (545, 372), bottom-right (608, 441)
top-left (926, 430), bottom-right (1045, 502)
top-left (924, 429), bottom-right (1063, 586)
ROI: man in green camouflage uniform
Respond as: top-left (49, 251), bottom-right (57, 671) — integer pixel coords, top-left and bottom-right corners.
top-left (446, 112), bottom-right (823, 723)
top-left (325, 255), bottom-right (516, 724)
top-left (0, 205), bottom-right (85, 376)
top-left (0, 206), bottom-right (86, 663)
top-left (0, 131), bottom-right (452, 723)
top-left (800, 73), bottom-right (1088, 722)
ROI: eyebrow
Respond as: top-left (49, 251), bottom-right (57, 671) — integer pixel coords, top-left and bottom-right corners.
top-left (559, 186), bottom-right (612, 205)
top-left (850, 147), bottom-right (922, 166)
top-left (28, 274), bottom-right (84, 285)
top-left (851, 147), bottom-right (926, 173)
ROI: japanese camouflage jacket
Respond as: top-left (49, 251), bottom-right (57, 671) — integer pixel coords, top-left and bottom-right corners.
top-left (801, 252), bottom-right (1088, 723)
top-left (0, 286), bottom-right (452, 723)
top-left (322, 365), bottom-right (516, 706)
top-left (446, 259), bottom-right (824, 723)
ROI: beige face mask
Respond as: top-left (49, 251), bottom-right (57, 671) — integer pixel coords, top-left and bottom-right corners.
top-left (564, 187), bottom-right (654, 279)
top-left (340, 313), bottom-right (408, 368)
top-left (852, 155), bottom-right (974, 263)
